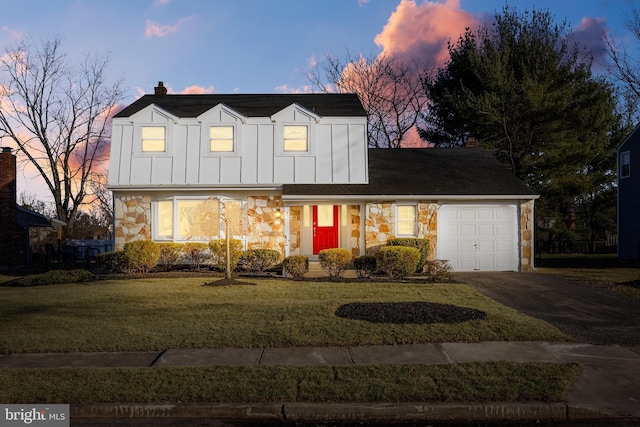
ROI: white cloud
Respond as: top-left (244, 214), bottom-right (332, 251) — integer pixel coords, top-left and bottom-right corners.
top-left (145, 15), bottom-right (195, 38)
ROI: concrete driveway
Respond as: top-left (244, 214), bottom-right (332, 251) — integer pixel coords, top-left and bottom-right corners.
top-left (454, 272), bottom-right (640, 347)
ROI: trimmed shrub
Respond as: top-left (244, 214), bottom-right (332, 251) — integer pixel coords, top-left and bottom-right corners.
top-left (376, 246), bottom-right (421, 279)
top-left (181, 242), bottom-right (210, 271)
top-left (123, 240), bottom-right (160, 273)
top-left (387, 238), bottom-right (430, 272)
top-left (318, 248), bottom-right (352, 278)
top-left (425, 259), bottom-right (454, 282)
top-left (157, 243), bottom-right (183, 271)
top-left (283, 255), bottom-right (309, 280)
top-left (353, 255), bottom-right (377, 278)
top-left (96, 251), bottom-right (128, 273)
top-left (209, 239), bottom-right (244, 272)
top-left (7, 269), bottom-right (96, 287)
top-left (240, 249), bottom-right (281, 273)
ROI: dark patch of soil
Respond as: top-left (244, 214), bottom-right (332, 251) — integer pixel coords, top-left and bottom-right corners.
top-left (334, 301), bottom-right (487, 324)
top-left (203, 278), bottom-right (257, 287)
top-left (619, 279), bottom-right (640, 289)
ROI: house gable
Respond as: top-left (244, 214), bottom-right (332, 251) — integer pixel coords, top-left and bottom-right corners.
top-left (109, 93), bottom-right (368, 188)
top-left (618, 123), bottom-right (640, 259)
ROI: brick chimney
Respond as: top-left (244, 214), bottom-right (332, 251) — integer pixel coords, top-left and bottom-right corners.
top-left (154, 81), bottom-right (168, 95)
top-left (0, 146), bottom-right (25, 266)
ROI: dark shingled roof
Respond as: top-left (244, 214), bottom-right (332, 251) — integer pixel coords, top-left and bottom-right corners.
top-left (17, 206), bottom-right (51, 228)
top-left (114, 93), bottom-right (367, 118)
top-left (283, 148), bottom-right (537, 197)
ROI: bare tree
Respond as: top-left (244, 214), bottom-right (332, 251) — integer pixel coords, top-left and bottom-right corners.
top-left (605, 8), bottom-right (640, 123)
top-left (0, 37), bottom-right (124, 236)
top-left (308, 52), bottom-right (428, 148)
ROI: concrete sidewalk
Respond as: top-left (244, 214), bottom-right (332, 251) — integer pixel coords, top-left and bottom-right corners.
top-left (2, 341), bottom-right (639, 423)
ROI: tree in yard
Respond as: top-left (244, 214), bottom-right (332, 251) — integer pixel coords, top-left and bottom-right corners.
top-left (308, 51), bottom-right (428, 148)
top-left (605, 7), bottom-right (640, 124)
top-left (0, 37), bottom-right (124, 237)
top-left (421, 6), bottom-right (621, 253)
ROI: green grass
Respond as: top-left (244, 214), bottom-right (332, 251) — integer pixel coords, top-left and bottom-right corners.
top-left (0, 363), bottom-right (581, 404)
top-left (536, 254), bottom-right (640, 300)
top-left (0, 278), bottom-right (569, 353)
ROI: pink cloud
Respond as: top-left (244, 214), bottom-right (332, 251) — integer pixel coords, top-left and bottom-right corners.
top-left (571, 16), bottom-right (609, 68)
top-left (180, 85), bottom-right (215, 94)
top-left (145, 15), bottom-right (195, 38)
top-left (374, 0), bottom-right (478, 70)
top-left (275, 84), bottom-right (313, 94)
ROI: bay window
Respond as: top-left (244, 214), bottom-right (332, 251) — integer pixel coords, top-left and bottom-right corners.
top-left (155, 197), bottom-right (242, 241)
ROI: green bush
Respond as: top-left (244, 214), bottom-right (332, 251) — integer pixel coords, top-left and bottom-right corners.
top-left (209, 239), bottom-right (244, 272)
top-left (283, 255), bottom-right (309, 280)
top-left (376, 246), bottom-right (421, 279)
top-left (96, 251), bottom-right (129, 273)
top-left (318, 248), bottom-right (352, 278)
top-left (8, 269), bottom-right (96, 287)
top-left (240, 249), bottom-right (281, 273)
top-left (425, 259), bottom-right (454, 282)
top-left (123, 240), bottom-right (160, 273)
top-left (387, 238), bottom-right (430, 272)
top-left (181, 243), bottom-right (210, 271)
top-left (157, 243), bottom-right (183, 271)
top-left (353, 255), bottom-right (377, 278)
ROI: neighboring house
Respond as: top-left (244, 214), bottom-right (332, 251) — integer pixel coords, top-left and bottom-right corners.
top-left (0, 147), bottom-right (56, 268)
top-left (108, 82), bottom-right (538, 272)
top-left (618, 123), bottom-right (640, 259)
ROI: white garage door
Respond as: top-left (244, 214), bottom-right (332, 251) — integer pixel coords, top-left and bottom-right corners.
top-left (437, 204), bottom-right (519, 272)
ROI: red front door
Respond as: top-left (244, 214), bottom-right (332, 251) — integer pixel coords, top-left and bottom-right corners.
top-left (313, 205), bottom-right (339, 254)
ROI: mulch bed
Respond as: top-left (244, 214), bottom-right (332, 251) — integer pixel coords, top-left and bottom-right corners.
top-left (334, 302), bottom-right (487, 324)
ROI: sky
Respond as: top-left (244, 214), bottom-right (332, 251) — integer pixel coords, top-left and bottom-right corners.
top-left (1, 0), bottom-right (638, 202)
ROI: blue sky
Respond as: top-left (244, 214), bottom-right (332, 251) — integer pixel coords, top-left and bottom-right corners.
top-left (1, 0), bottom-right (638, 200)
top-left (2, 0), bottom-right (637, 99)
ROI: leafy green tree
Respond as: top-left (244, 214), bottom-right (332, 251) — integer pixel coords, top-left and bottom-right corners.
top-left (421, 6), bottom-right (621, 253)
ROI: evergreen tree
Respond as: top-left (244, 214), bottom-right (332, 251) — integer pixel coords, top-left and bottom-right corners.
top-left (421, 6), bottom-right (621, 252)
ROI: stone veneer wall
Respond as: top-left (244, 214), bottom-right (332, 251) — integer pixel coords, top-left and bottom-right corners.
top-left (519, 199), bottom-right (535, 272)
top-left (246, 196), bottom-right (286, 259)
top-left (114, 194), bottom-right (152, 250)
top-left (350, 205), bottom-right (361, 257)
top-left (364, 202), bottom-right (438, 259)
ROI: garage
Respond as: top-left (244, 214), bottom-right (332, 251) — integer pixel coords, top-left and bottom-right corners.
top-left (437, 204), bottom-right (519, 272)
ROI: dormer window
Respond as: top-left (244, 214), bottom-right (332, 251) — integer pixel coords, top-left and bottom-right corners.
top-left (283, 125), bottom-right (308, 152)
top-left (210, 126), bottom-right (234, 152)
top-left (141, 126), bottom-right (166, 152)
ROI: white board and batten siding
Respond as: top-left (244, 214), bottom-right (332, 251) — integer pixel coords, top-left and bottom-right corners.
top-left (109, 103), bottom-right (368, 187)
top-left (437, 203), bottom-right (519, 272)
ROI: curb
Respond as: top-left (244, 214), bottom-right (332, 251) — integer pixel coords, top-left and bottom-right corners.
top-left (71, 402), bottom-right (613, 423)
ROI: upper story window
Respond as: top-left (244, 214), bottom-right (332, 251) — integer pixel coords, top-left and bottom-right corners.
top-left (620, 151), bottom-right (630, 178)
top-left (210, 126), bottom-right (234, 152)
top-left (397, 205), bottom-right (417, 236)
top-left (283, 125), bottom-right (308, 152)
top-left (141, 126), bottom-right (166, 152)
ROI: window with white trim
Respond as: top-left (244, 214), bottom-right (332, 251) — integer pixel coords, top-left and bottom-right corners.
top-left (283, 125), bottom-right (308, 152)
top-left (621, 151), bottom-right (630, 178)
top-left (209, 126), bottom-right (234, 152)
top-left (396, 205), bottom-right (417, 236)
top-left (141, 126), bottom-right (166, 152)
top-left (154, 197), bottom-right (242, 241)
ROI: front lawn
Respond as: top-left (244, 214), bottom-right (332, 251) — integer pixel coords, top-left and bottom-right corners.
top-left (0, 278), bottom-right (569, 353)
top-left (0, 363), bottom-right (581, 404)
top-left (536, 254), bottom-right (640, 300)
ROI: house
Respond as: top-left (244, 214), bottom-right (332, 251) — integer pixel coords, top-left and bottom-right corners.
top-left (618, 123), bottom-right (640, 259)
top-left (108, 82), bottom-right (538, 272)
top-left (0, 147), bottom-right (56, 268)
